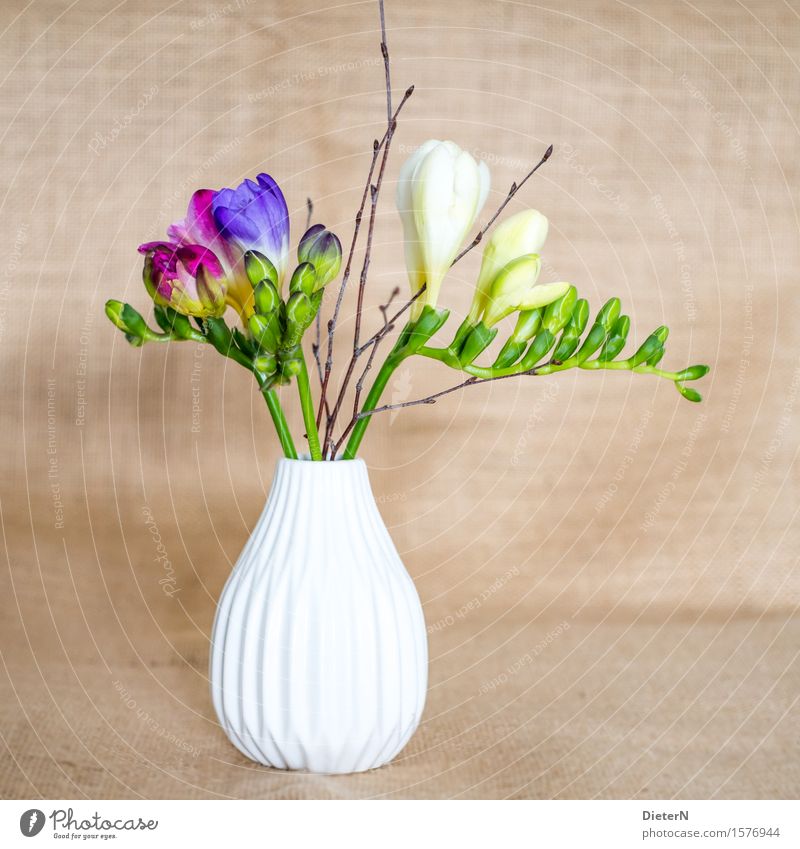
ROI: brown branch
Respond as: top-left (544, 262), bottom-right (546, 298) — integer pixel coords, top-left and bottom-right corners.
top-left (379, 0), bottom-right (392, 124)
top-left (355, 367), bottom-right (547, 419)
top-left (355, 284), bottom-right (425, 357)
top-left (316, 86), bottom-right (414, 431)
top-left (322, 2), bottom-right (409, 451)
top-left (451, 143), bottom-right (553, 266)
top-left (332, 286), bottom-right (399, 455)
top-left (311, 321), bottom-right (330, 420)
top-left (305, 197), bottom-right (313, 231)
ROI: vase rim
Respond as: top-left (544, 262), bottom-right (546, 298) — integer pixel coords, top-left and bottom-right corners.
top-left (276, 456), bottom-right (365, 467)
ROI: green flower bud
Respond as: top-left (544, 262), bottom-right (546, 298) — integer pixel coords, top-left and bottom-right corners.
top-left (676, 383), bottom-right (702, 402)
top-left (253, 353), bottom-right (277, 375)
top-left (448, 317), bottom-right (477, 356)
top-left (286, 291), bottom-right (312, 326)
top-left (289, 262), bottom-right (317, 297)
top-left (595, 297), bottom-right (621, 333)
top-left (248, 313), bottom-right (280, 353)
top-left (551, 299), bottom-right (590, 362)
top-left (598, 315), bottom-right (630, 362)
top-left (520, 329), bottom-right (556, 370)
top-left (511, 308), bottom-right (543, 344)
top-left (254, 279), bottom-right (281, 315)
top-left (675, 364), bottom-right (710, 381)
top-left (106, 300), bottom-right (150, 341)
top-left (279, 344), bottom-right (303, 379)
top-left (204, 316), bottom-right (234, 355)
top-left (574, 322), bottom-right (608, 364)
top-left (542, 286), bottom-right (578, 335)
top-left (298, 224), bottom-right (343, 291)
top-left (459, 322), bottom-right (498, 366)
top-left (629, 327), bottom-right (667, 367)
top-left (493, 338), bottom-right (526, 369)
top-left (245, 251), bottom-right (279, 288)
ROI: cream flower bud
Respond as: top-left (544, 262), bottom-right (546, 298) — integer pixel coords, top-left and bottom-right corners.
top-left (468, 209), bottom-right (549, 323)
top-left (396, 140), bottom-right (490, 319)
top-left (483, 254), bottom-right (570, 327)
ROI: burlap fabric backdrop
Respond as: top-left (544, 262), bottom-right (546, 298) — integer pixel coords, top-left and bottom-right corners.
top-left (1, 0), bottom-right (798, 799)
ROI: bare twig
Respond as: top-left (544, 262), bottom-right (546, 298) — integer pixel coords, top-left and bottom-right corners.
top-left (451, 144), bottom-right (553, 266)
top-left (322, 2), bottom-right (410, 450)
top-left (305, 197), bottom-right (313, 231)
top-left (355, 367), bottom-right (551, 419)
top-left (379, 0), bottom-right (392, 124)
top-left (357, 376), bottom-right (480, 418)
top-left (316, 86), bottom-right (414, 431)
top-left (311, 315), bottom-right (330, 419)
top-left (355, 284), bottom-right (425, 357)
top-left (332, 286), bottom-right (399, 455)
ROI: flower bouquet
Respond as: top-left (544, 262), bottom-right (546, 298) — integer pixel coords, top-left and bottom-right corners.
top-left (106, 0), bottom-right (708, 774)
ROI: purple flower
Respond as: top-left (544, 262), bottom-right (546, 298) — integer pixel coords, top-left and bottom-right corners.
top-left (212, 173), bottom-right (290, 287)
top-left (138, 240), bottom-right (226, 318)
top-left (139, 174), bottom-right (291, 321)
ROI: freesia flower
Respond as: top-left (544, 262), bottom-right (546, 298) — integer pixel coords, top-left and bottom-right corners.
top-left (148, 174), bottom-right (290, 320)
top-left (138, 241), bottom-right (226, 318)
top-left (468, 209), bottom-right (549, 323)
top-left (482, 254), bottom-right (570, 326)
top-left (212, 173), bottom-right (290, 295)
top-left (396, 140), bottom-right (490, 319)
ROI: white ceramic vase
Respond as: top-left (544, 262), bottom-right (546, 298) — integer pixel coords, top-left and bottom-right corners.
top-left (210, 458), bottom-right (427, 774)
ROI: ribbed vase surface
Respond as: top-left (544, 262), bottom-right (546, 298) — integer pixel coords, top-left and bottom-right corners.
top-left (210, 458), bottom-right (427, 774)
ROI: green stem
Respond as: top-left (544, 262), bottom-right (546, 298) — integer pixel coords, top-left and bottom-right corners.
top-left (343, 352), bottom-right (403, 460)
top-left (255, 374), bottom-right (298, 459)
top-left (418, 344), bottom-right (686, 383)
top-left (296, 352), bottom-right (323, 461)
